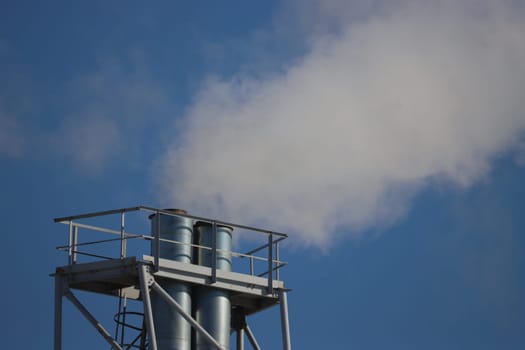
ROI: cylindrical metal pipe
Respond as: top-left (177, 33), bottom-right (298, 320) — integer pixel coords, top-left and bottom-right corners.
top-left (279, 290), bottom-right (292, 350)
top-left (150, 209), bottom-right (193, 350)
top-left (193, 222), bottom-right (233, 350)
top-left (236, 329), bottom-right (244, 350)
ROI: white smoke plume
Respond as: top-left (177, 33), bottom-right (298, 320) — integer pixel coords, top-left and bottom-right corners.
top-left (157, 0), bottom-right (525, 247)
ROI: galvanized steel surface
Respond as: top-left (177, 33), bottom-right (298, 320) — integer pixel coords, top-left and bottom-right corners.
top-left (150, 211), bottom-right (193, 350)
top-left (194, 222), bottom-right (233, 271)
top-left (194, 223), bottom-right (233, 350)
top-left (54, 206), bottom-right (291, 350)
top-left (194, 288), bottom-right (231, 350)
top-left (151, 210), bottom-right (193, 263)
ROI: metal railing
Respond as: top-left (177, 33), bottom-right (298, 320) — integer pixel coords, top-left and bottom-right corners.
top-left (54, 205), bottom-right (288, 292)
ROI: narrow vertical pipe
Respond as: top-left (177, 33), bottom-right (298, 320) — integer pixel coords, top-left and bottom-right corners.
top-left (114, 289), bottom-right (123, 344)
top-left (267, 234), bottom-right (273, 294)
top-left (154, 210), bottom-right (160, 272)
top-left (194, 222), bottom-right (233, 350)
top-left (236, 329), bottom-right (245, 350)
top-left (276, 241), bottom-right (280, 281)
top-left (279, 290), bottom-right (292, 350)
top-left (54, 274), bottom-right (62, 350)
top-left (120, 211), bottom-right (126, 259)
top-left (72, 226), bottom-right (78, 264)
top-left (149, 209), bottom-right (193, 350)
top-left (210, 221), bottom-right (217, 283)
top-left (120, 297), bottom-right (128, 345)
top-left (67, 221), bottom-right (73, 265)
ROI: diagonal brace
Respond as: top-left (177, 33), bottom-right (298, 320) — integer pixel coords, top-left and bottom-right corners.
top-left (244, 323), bottom-right (262, 350)
top-left (64, 289), bottom-right (123, 350)
top-left (150, 281), bottom-right (227, 350)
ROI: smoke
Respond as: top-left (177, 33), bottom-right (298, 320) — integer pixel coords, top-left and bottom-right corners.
top-left (157, 0), bottom-right (525, 247)
top-left (51, 53), bottom-right (171, 173)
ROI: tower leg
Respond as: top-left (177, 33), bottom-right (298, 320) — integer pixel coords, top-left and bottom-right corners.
top-left (236, 328), bottom-right (245, 350)
top-left (279, 290), bottom-right (292, 350)
top-left (54, 274), bottom-right (63, 350)
top-left (138, 265), bottom-right (158, 350)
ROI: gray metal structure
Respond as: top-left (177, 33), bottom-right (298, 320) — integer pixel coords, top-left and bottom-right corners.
top-left (194, 222), bottom-right (233, 350)
top-left (150, 210), bottom-right (193, 350)
top-left (52, 205), bottom-right (292, 350)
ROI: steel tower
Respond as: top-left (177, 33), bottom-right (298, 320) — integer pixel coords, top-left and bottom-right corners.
top-left (52, 206), bottom-right (291, 350)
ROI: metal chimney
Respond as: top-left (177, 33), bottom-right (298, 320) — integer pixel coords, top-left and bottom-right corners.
top-left (150, 209), bottom-right (193, 350)
top-left (193, 222), bottom-right (233, 350)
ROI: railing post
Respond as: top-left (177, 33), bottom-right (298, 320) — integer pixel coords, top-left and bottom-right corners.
top-left (276, 240), bottom-right (280, 281)
top-left (154, 210), bottom-right (160, 272)
top-left (67, 221), bottom-right (73, 265)
top-left (249, 256), bottom-right (254, 276)
top-left (267, 233), bottom-right (273, 294)
top-left (120, 211), bottom-right (126, 259)
top-left (211, 221), bottom-right (217, 283)
top-left (72, 226), bottom-right (78, 264)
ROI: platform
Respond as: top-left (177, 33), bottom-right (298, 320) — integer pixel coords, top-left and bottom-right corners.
top-left (54, 255), bottom-right (284, 316)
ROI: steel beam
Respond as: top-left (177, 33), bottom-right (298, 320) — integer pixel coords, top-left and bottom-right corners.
top-left (54, 275), bottom-right (63, 350)
top-left (138, 265), bottom-right (158, 350)
top-left (64, 290), bottom-right (123, 350)
top-left (279, 290), bottom-right (291, 350)
top-left (150, 281), bottom-right (226, 350)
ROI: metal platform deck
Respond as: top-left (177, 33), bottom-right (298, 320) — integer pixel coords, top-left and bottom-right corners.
top-left (54, 255), bottom-right (284, 316)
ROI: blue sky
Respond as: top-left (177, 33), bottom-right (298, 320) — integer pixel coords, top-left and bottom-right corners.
top-left (2, 1), bottom-right (525, 349)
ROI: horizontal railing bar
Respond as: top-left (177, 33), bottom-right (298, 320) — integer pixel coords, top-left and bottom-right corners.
top-left (241, 236), bottom-right (287, 257)
top-left (70, 250), bottom-right (114, 260)
top-left (59, 242), bottom-right (287, 266)
top-left (57, 222), bottom-right (131, 236)
top-left (232, 252), bottom-right (269, 262)
top-left (57, 221), bottom-right (289, 267)
top-left (56, 235), bottom-right (144, 250)
top-left (138, 206), bottom-right (288, 238)
top-left (57, 224), bottom-right (285, 264)
top-left (55, 205), bottom-right (287, 237)
top-left (54, 206), bottom-right (142, 223)
top-left (256, 262), bottom-right (288, 277)
top-left (54, 205), bottom-right (290, 271)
